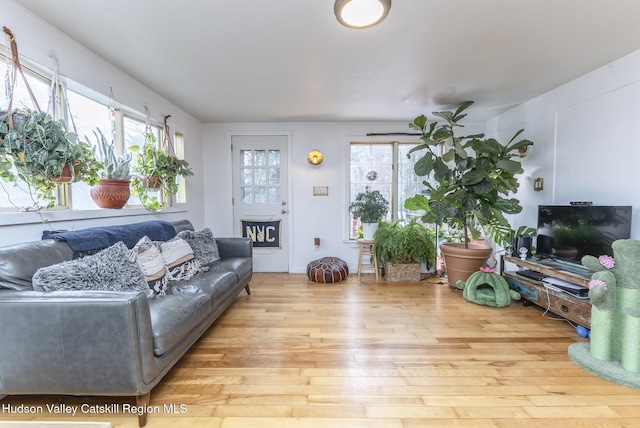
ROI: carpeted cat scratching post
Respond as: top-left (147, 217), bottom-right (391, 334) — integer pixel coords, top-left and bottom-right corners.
top-left (568, 239), bottom-right (640, 389)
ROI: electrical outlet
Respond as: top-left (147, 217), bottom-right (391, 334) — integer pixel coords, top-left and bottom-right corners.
top-left (313, 186), bottom-right (328, 196)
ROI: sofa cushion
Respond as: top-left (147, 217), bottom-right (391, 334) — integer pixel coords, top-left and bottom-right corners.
top-left (148, 293), bottom-right (211, 356)
top-left (171, 270), bottom-right (237, 301)
top-left (31, 242), bottom-right (149, 294)
top-left (159, 238), bottom-right (201, 281)
top-left (176, 228), bottom-right (220, 265)
top-left (132, 237), bottom-right (169, 296)
top-left (208, 257), bottom-right (252, 283)
top-left (0, 240), bottom-right (73, 290)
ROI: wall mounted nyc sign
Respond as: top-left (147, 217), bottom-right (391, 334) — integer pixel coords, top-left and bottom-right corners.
top-left (240, 219), bottom-right (281, 248)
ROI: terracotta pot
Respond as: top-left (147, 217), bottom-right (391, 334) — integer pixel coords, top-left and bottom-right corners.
top-left (90, 178), bottom-right (131, 209)
top-left (50, 163), bottom-right (75, 183)
top-left (143, 176), bottom-right (162, 189)
top-left (440, 242), bottom-right (492, 288)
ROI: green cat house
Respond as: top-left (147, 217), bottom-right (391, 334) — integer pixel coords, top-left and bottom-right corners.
top-left (456, 267), bottom-right (521, 307)
top-left (568, 239), bottom-right (640, 389)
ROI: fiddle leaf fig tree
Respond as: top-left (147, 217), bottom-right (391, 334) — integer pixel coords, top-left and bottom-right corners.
top-left (404, 101), bottom-right (533, 249)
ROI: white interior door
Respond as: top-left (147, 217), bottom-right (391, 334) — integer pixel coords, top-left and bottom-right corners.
top-left (232, 134), bottom-right (289, 272)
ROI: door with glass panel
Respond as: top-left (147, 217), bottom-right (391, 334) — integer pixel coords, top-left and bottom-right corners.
top-left (232, 134), bottom-right (289, 272)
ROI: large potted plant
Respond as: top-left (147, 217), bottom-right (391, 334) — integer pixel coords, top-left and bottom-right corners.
top-left (373, 218), bottom-right (436, 281)
top-left (0, 108), bottom-right (100, 209)
top-left (404, 101), bottom-right (533, 286)
top-left (348, 186), bottom-right (389, 240)
top-left (88, 128), bottom-right (132, 209)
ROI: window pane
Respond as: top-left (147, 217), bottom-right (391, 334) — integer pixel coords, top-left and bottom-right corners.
top-left (397, 143), bottom-right (421, 221)
top-left (255, 150), bottom-right (266, 166)
top-left (254, 187), bottom-right (267, 204)
top-left (241, 187), bottom-right (253, 203)
top-left (269, 187), bottom-right (280, 204)
top-left (255, 168), bottom-right (267, 185)
top-left (67, 90), bottom-right (112, 210)
top-left (241, 169), bottom-right (253, 185)
top-left (349, 143), bottom-right (393, 239)
top-left (0, 70), bottom-right (52, 210)
top-left (348, 142), bottom-right (423, 239)
top-left (269, 167), bottom-right (280, 185)
top-left (269, 150), bottom-right (280, 166)
top-left (241, 150), bottom-right (253, 166)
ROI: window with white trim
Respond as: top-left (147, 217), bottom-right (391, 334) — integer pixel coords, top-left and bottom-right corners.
top-left (0, 47), bottom-right (190, 212)
top-left (348, 141), bottom-right (423, 239)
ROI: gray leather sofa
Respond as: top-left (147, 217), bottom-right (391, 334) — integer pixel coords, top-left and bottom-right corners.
top-left (0, 219), bottom-right (252, 427)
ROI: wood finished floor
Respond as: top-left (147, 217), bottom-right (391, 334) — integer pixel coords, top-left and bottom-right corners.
top-left (2, 272), bottom-right (640, 428)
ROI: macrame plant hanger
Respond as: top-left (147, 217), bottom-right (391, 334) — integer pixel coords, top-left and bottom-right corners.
top-left (162, 114), bottom-right (176, 158)
top-left (2, 26), bottom-right (40, 128)
top-left (1, 27), bottom-right (44, 211)
top-left (162, 114), bottom-right (176, 206)
top-left (47, 51), bottom-right (78, 134)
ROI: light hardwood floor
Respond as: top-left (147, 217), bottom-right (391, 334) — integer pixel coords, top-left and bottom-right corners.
top-left (2, 272), bottom-right (640, 427)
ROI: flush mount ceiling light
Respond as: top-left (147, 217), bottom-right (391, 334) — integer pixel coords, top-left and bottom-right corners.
top-left (334, 0), bottom-right (391, 29)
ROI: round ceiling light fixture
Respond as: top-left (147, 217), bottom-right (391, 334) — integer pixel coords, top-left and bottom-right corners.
top-left (334, 0), bottom-right (391, 29)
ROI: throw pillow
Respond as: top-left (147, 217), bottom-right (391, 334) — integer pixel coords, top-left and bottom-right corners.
top-left (159, 238), bottom-right (201, 281)
top-left (32, 242), bottom-right (148, 294)
top-left (176, 228), bottom-right (220, 265)
top-left (132, 236), bottom-right (168, 296)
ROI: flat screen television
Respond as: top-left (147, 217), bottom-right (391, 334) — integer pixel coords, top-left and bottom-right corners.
top-left (536, 205), bottom-right (632, 264)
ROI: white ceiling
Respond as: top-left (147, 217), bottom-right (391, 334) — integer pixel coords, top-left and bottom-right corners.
top-left (13, 0), bottom-right (640, 123)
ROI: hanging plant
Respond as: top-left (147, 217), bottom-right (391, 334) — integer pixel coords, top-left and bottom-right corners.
top-left (0, 28), bottom-right (100, 209)
top-left (131, 113), bottom-right (193, 212)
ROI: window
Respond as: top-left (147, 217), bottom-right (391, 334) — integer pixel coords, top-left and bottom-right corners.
top-left (66, 89), bottom-right (113, 210)
top-left (239, 149), bottom-right (281, 204)
top-left (349, 141), bottom-right (423, 239)
top-left (174, 132), bottom-right (188, 204)
top-left (0, 68), bottom-right (52, 210)
top-left (0, 45), bottom-right (190, 213)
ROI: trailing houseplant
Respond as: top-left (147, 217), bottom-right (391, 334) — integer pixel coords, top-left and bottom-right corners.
top-left (87, 128), bottom-right (132, 209)
top-left (348, 186), bottom-right (389, 239)
top-left (130, 140), bottom-right (193, 213)
top-left (130, 115), bottom-right (193, 213)
top-left (0, 108), bottom-right (100, 209)
top-left (404, 101), bottom-right (533, 285)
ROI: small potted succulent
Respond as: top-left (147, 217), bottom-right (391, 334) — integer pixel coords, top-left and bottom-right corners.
top-left (348, 186), bottom-right (389, 240)
top-left (87, 128), bottom-right (132, 209)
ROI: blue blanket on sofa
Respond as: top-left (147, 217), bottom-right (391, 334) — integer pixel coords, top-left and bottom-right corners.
top-left (42, 220), bottom-right (177, 254)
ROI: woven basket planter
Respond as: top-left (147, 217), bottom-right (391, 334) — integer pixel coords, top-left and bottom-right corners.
top-left (385, 262), bottom-right (421, 282)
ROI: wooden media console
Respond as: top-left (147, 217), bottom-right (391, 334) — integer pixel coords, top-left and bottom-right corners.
top-left (500, 255), bottom-right (592, 328)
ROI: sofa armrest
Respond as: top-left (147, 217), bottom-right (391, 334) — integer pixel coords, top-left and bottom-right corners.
top-left (216, 237), bottom-right (253, 259)
top-left (0, 290), bottom-right (157, 395)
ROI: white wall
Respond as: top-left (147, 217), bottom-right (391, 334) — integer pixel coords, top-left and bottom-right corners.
top-left (0, 1), bottom-right (205, 245)
top-left (5, 0), bottom-right (640, 267)
top-left (203, 121), bottom-right (484, 274)
top-left (488, 48), bottom-right (640, 240)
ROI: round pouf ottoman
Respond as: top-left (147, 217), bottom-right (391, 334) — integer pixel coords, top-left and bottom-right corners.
top-left (307, 257), bottom-right (349, 283)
